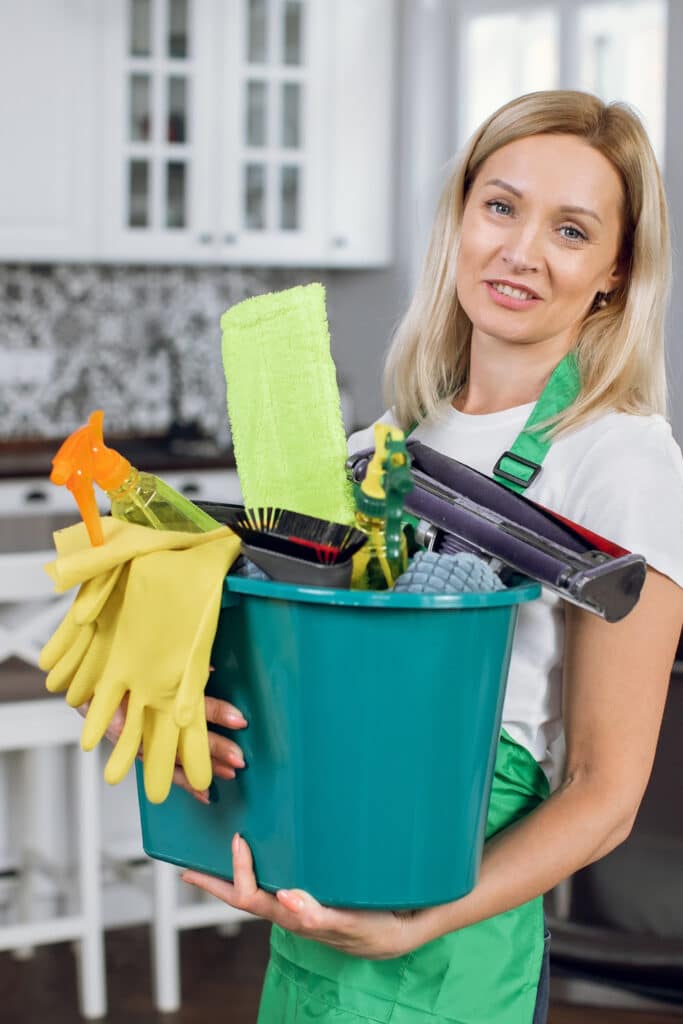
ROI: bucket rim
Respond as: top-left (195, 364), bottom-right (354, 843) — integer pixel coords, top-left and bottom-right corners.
top-left (223, 574), bottom-right (541, 609)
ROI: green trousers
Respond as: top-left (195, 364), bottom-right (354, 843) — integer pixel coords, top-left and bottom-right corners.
top-left (257, 731), bottom-right (550, 1023)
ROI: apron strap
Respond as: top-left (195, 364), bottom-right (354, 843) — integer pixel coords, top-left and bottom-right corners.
top-left (492, 351), bottom-right (581, 493)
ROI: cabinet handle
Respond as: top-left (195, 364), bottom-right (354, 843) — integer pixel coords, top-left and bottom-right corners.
top-left (332, 236), bottom-right (348, 248)
top-left (180, 482), bottom-right (200, 496)
top-left (223, 233), bottom-right (238, 245)
top-left (198, 232), bottom-right (214, 244)
top-left (24, 489), bottom-right (48, 504)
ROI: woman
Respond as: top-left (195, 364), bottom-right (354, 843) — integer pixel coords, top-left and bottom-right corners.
top-left (182, 91), bottom-right (683, 1022)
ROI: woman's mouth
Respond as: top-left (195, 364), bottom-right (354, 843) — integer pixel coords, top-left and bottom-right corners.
top-left (485, 281), bottom-right (542, 310)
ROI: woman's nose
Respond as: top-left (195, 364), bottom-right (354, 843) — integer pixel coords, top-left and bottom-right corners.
top-left (500, 224), bottom-right (542, 273)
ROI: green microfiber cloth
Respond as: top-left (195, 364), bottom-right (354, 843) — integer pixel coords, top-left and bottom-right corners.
top-left (221, 283), bottom-right (355, 525)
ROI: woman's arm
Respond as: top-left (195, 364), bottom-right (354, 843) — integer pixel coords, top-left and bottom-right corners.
top-left (413, 566), bottom-right (683, 945)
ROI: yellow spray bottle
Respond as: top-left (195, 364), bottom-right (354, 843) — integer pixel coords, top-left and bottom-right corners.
top-left (50, 410), bottom-right (220, 546)
top-left (351, 423), bottom-right (413, 590)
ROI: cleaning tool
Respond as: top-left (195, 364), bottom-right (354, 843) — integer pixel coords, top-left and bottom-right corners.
top-left (393, 550), bottom-right (505, 594)
top-left (195, 502), bottom-right (367, 586)
top-left (351, 423), bottom-right (413, 590)
top-left (50, 409), bottom-right (220, 545)
top-left (43, 516), bottom-right (231, 593)
top-left (40, 563), bottom-right (126, 702)
top-left (220, 283), bottom-right (355, 524)
top-left (137, 570), bottom-right (540, 907)
top-left (78, 537), bottom-right (238, 802)
top-left (40, 518), bottom-right (241, 802)
top-left (215, 504), bottom-right (366, 584)
top-left (218, 506), bottom-right (367, 566)
top-left (347, 439), bottom-right (646, 621)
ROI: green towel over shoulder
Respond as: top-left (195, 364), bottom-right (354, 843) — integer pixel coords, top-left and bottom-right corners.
top-left (221, 283), bottom-right (355, 525)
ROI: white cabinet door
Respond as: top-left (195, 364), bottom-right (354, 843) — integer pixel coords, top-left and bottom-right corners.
top-left (98, 0), bottom-right (217, 262)
top-left (324, 0), bottom-right (396, 267)
top-left (0, 0), bottom-right (97, 260)
top-left (99, 0), bottom-right (396, 267)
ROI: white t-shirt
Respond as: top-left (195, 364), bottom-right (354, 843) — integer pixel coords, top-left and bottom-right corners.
top-left (348, 403), bottom-right (683, 780)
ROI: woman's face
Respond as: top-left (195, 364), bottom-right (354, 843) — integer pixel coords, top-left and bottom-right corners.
top-left (456, 133), bottom-right (624, 349)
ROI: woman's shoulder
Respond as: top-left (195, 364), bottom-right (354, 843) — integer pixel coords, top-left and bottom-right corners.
top-left (556, 411), bottom-right (682, 470)
top-left (551, 412), bottom-right (683, 586)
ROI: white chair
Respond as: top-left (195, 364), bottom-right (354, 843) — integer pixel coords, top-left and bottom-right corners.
top-left (151, 859), bottom-right (248, 1012)
top-left (0, 550), bottom-right (106, 1019)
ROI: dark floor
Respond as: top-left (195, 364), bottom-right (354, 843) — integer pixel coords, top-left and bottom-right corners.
top-left (0, 922), bottom-right (681, 1023)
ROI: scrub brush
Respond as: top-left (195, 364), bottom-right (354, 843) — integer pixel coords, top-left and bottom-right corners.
top-left (220, 506), bottom-right (367, 566)
top-left (393, 550), bottom-right (504, 594)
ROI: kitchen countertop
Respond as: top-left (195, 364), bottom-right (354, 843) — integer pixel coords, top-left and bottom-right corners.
top-left (0, 436), bottom-right (237, 478)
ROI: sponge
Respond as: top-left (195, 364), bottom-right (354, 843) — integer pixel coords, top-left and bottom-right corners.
top-left (393, 550), bottom-right (504, 594)
top-left (221, 284), bottom-right (355, 525)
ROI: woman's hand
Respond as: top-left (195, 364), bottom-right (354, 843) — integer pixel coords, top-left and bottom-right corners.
top-left (78, 692), bottom-right (248, 805)
top-left (181, 833), bottom-right (429, 960)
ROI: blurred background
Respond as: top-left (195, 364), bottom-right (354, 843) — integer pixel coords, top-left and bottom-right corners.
top-left (0, 1), bottom-right (682, 1021)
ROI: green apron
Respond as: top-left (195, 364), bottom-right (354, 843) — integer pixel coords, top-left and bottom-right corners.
top-left (257, 354), bottom-right (580, 1024)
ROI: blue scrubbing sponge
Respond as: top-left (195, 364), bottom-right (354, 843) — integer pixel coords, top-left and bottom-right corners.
top-left (393, 550), bottom-right (504, 594)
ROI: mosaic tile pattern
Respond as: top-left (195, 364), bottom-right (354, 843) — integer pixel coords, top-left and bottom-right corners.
top-left (0, 264), bottom-right (326, 443)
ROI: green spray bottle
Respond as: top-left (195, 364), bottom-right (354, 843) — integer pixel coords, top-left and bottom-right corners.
top-left (351, 423), bottom-right (413, 590)
top-left (50, 410), bottom-right (220, 546)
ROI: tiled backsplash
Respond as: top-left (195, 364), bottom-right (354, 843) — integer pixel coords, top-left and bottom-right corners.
top-left (0, 264), bottom-right (326, 444)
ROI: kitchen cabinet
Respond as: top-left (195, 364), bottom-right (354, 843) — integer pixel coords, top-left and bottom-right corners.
top-left (1, 0), bottom-right (396, 267)
top-left (0, 0), bottom-right (98, 261)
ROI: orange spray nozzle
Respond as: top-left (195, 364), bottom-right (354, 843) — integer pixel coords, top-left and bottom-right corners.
top-left (50, 410), bottom-right (132, 546)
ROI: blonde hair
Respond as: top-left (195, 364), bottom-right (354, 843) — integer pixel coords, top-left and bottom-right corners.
top-left (384, 90), bottom-right (671, 437)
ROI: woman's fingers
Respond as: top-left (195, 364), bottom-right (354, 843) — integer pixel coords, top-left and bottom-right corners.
top-left (204, 695), bottom-right (248, 730)
top-left (171, 764), bottom-right (211, 804)
top-left (207, 729), bottom-right (245, 771)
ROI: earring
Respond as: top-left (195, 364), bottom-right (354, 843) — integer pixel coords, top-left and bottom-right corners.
top-left (595, 291), bottom-right (609, 309)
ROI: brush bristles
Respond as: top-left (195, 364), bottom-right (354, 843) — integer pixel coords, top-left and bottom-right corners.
top-left (222, 505), bottom-right (367, 564)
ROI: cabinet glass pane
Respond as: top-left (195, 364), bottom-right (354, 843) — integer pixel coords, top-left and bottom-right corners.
top-left (168, 0), bottom-right (189, 58)
top-left (168, 77), bottom-right (188, 142)
top-left (577, 0), bottom-right (666, 162)
top-left (247, 81), bottom-right (268, 146)
top-left (130, 75), bottom-right (152, 141)
top-left (248, 0), bottom-right (268, 63)
top-left (461, 9), bottom-right (558, 144)
top-left (281, 82), bottom-right (301, 147)
top-left (283, 0), bottom-right (303, 65)
top-left (245, 164), bottom-right (266, 229)
top-left (280, 165), bottom-right (299, 229)
top-left (166, 162), bottom-right (187, 227)
top-left (128, 160), bottom-right (150, 227)
top-left (130, 0), bottom-right (151, 56)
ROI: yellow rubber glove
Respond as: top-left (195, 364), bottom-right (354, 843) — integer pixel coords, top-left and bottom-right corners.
top-left (39, 564), bottom-right (126, 705)
top-left (78, 534), bottom-right (240, 803)
top-left (45, 516), bottom-right (232, 593)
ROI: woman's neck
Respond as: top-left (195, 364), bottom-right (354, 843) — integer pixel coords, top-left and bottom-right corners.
top-left (453, 332), bottom-right (573, 415)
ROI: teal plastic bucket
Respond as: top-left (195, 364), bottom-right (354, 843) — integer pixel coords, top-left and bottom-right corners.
top-left (137, 574), bottom-right (540, 909)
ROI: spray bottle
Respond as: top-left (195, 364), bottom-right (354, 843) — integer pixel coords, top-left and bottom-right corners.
top-left (351, 423), bottom-right (413, 590)
top-left (50, 410), bottom-right (221, 546)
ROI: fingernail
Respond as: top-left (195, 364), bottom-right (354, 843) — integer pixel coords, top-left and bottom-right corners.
top-left (233, 833), bottom-right (242, 855)
top-left (226, 711), bottom-right (248, 726)
top-left (280, 890), bottom-right (304, 910)
top-left (208, 779), bottom-right (220, 804)
top-left (231, 753), bottom-right (246, 768)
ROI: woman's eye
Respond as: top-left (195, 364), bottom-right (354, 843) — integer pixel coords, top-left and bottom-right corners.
top-left (559, 224), bottom-right (588, 242)
top-left (486, 199), bottom-right (513, 216)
